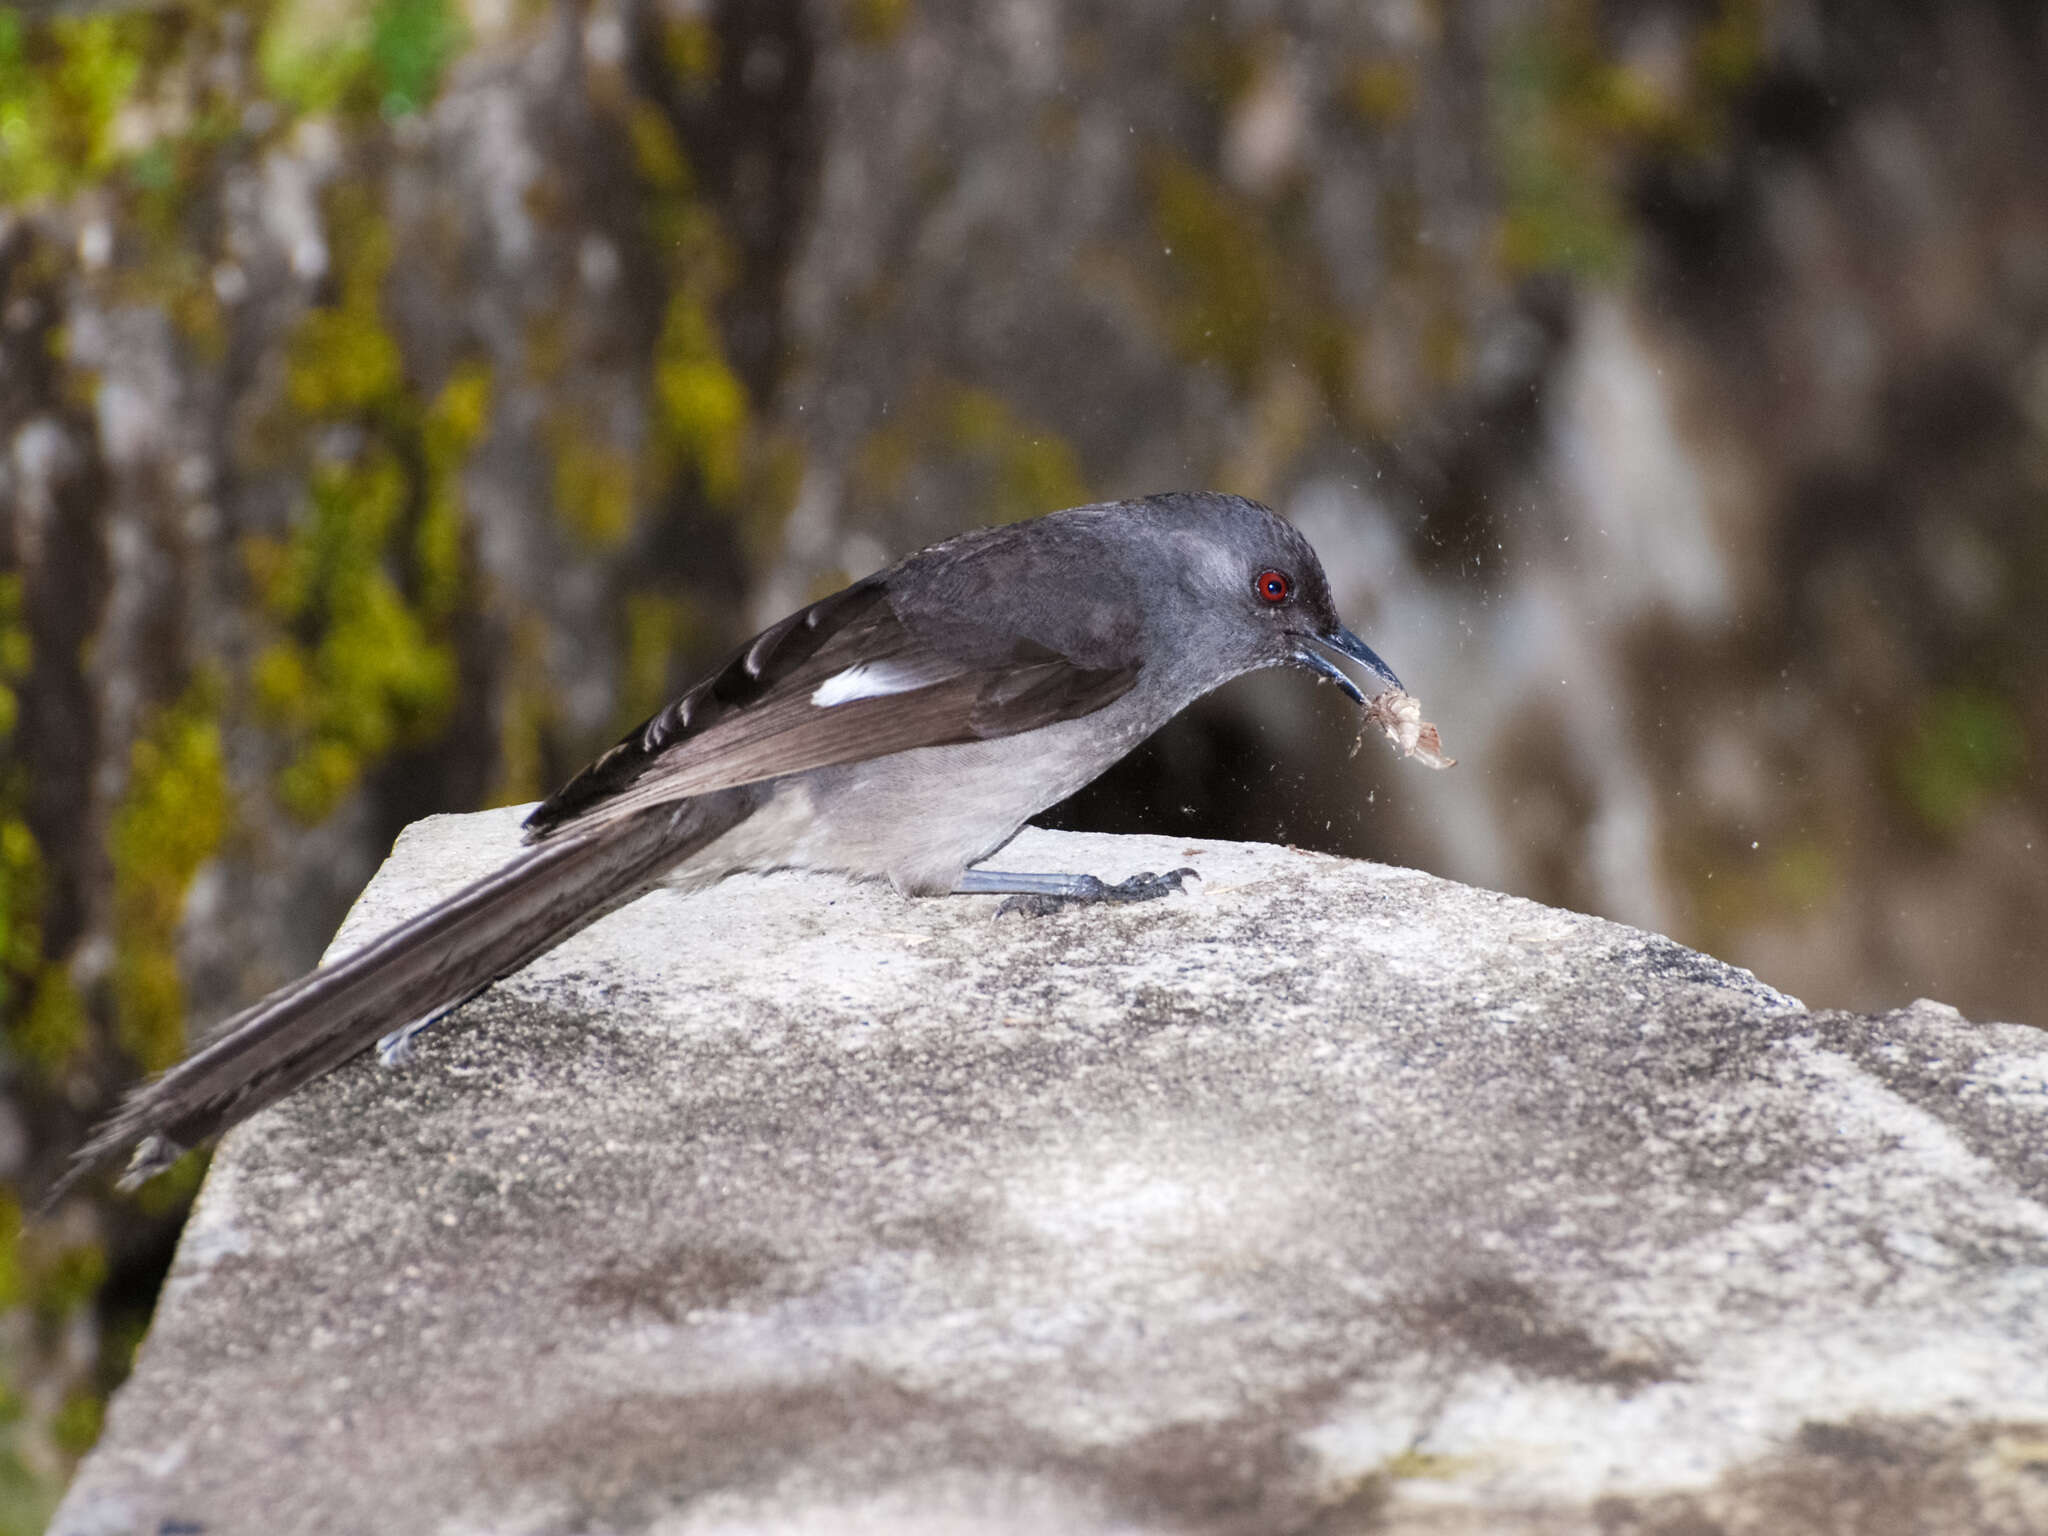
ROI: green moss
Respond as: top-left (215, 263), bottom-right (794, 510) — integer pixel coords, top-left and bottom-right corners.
top-left (1768, 839), bottom-right (1836, 913)
top-left (259, 0), bottom-right (376, 114)
top-left (847, 0), bottom-right (912, 47)
top-left (289, 306), bottom-right (403, 417)
top-left (0, 592), bottom-right (24, 696)
top-left (371, 0), bottom-right (464, 117)
top-left (250, 453), bottom-right (460, 820)
top-left (1896, 687), bottom-right (2028, 835)
top-left (418, 363), bottom-right (492, 617)
top-left (1147, 145), bottom-right (1354, 408)
top-left (639, 141), bottom-right (724, 259)
top-left (652, 295), bottom-right (748, 506)
top-left (286, 206), bottom-right (403, 419)
top-left (48, 1393), bottom-right (102, 1459)
top-left (1348, 58), bottom-right (1418, 127)
top-left (108, 677), bottom-right (229, 1072)
top-left (0, 819), bottom-right (43, 1014)
top-left (1147, 152), bottom-right (1278, 387)
top-left (486, 616), bottom-right (555, 808)
top-left (535, 86), bottom-right (753, 550)
top-left (1382, 1449), bottom-right (1474, 1481)
top-left (849, 382), bottom-right (1086, 526)
top-left (0, 1195), bottom-right (19, 1311)
top-left (30, 1237), bottom-right (106, 1329)
top-left (0, 13), bottom-right (147, 204)
top-left (737, 429), bottom-right (806, 565)
top-left (1172, 21), bottom-right (1261, 107)
top-left (1492, 22), bottom-right (1633, 281)
top-left (1494, 0), bottom-right (1765, 281)
top-left (852, 416), bottom-right (916, 507)
top-left (13, 967), bottom-right (88, 1078)
top-left (4, 1228), bottom-right (112, 1516)
top-left (606, 78), bottom-right (762, 553)
top-left (626, 100), bottom-right (691, 193)
top-left (261, 196), bottom-right (482, 820)
top-left (0, 576), bottom-right (46, 1050)
top-left (548, 423), bottom-right (638, 549)
top-left (260, 0), bottom-right (463, 118)
top-left (0, 1449), bottom-right (55, 1536)
top-left (1696, 0), bottom-right (1766, 94)
top-left (944, 386), bottom-right (1089, 524)
top-left (0, 1186), bottom-right (120, 1528)
top-left (0, 12), bottom-right (244, 361)
top-left (619, 593), bottom-right (707, 728)
top-left (662, 18), bottom-right (719, 86)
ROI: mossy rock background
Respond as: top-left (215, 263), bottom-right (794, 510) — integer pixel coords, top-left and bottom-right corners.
top-left (3, 0), bottom-right (2046, 1527)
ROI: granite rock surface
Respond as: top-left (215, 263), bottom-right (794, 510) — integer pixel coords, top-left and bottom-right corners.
top-left (54, 809), bottom-right (2048, 1535)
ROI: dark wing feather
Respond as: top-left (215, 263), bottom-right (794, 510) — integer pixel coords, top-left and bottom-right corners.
top-left (525, 576), bottom-right (1140, 840)
top-left (526, 579), bottom-right (891, 835)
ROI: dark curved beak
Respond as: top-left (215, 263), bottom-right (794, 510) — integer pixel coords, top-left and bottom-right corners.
top-left (1292, 625), bottom-right (1401, 704)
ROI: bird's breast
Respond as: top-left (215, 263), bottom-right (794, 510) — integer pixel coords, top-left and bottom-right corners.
top-left (768, 680), bottom-right (1184, 896)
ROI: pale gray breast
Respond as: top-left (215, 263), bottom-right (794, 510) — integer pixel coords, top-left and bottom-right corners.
top-left (786, 674), bottom-right (1190, 895)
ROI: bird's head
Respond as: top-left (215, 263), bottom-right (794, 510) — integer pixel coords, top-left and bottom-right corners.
top-left (1128, 491), bottom-right (1402, 704)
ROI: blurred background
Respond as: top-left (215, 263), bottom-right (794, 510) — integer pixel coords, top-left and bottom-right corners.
top-left (1, 0), bottom-right (2044, 1522)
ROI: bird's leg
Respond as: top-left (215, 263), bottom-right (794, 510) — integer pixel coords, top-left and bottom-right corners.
top-left (376, 1013), bottom-right (442, 1067)
top-left (953, 866), bottom-right (1201, 918)
top-left (375, 986), bottom-right (485, 1066)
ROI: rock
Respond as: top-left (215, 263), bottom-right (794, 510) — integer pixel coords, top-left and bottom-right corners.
top-left (53, 809), bottom-right (2048, 1535)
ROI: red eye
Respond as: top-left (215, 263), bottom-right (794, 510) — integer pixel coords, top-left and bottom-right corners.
top-left (1254, 569), bottom-right (1291, 604)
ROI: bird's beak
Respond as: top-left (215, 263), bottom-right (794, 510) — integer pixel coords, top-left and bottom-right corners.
top-left (1292, 626), bottom-right (1402, 705)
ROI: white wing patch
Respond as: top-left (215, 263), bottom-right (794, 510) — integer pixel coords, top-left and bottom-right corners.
top-left (811, 659), bottom-right (951, 707)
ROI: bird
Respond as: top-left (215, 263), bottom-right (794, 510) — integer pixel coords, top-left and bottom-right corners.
top-left (50, 491), bottom-right (1404, 1205)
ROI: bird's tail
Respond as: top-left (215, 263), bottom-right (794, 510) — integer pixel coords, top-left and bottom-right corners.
top-left (46, 798), bottom-right (743, 1210)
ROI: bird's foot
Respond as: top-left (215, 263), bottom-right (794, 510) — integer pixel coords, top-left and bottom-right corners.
top-left (116, 1134), bottom-right (184, 1193)
top-left (376, 1013), bottom-right (436, 1067)
top-left (995, 867), bottom-right (1201, 918)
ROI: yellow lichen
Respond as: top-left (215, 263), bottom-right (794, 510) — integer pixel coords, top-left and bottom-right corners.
top-left (652, 295), bottom-right (749, 506)
top-left (626, 99), bottom-right (691, 193)
top-left (418, 362), bottom-right (492, 617)
top-left (485, 615), bottom-right (556, 809)
top-left (619, 593), bottom-right (707, 729)
top-left (258, 0), bottom-right (465, 118)
top-left (662, 17), bottom-right (718, 85)
top-left (249, 453), bottom-right (459, 821)
top-left (285, 204), bottom-right (403, 418)
top-left (0, 577), bottom-right (39, 1036)
top-left (847, 0), bottom-right (912, 48)
top-left (548, 422), bottom-right (638, 549)
top-left (260, 195), bottom-right (478, 821)
top-left (0, 13), bottom-right (147, 205)
top-left (0, 818), bottom-right (44, 1034)
top-left (1148, 151), bottom-right (1279, 387)
top-left (735, 428), bottom-right (806, 565)
top-left (1494, 0), bottom-right (1765, 280)
top-left (850, 381), bottom-right (1088, 527)
top-left (259, 0), bottom-right (377, 114)
top-left (108, 677), bottom-right (229, 1073)
top-left (944, 386), bottom-right (1089, 524)
top-left (13, 968), bottom-right (87, 1079)
top-left (48, 1393), bottom-right (103, 1459)
top-left (1348, 58), bottom-right (1418, 126)
top-left (1382, 1449), bottom-right (1474, 1481)
top-left (1896, 686), bottom-right (2028, 835)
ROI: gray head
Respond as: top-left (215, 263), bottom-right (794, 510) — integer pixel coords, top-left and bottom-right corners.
top-left (1102, 491), bottom-right (1402, 703)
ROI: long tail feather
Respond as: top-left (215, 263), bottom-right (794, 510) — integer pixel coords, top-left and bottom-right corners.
top-left (46, 795), bottom-right (752, 1210)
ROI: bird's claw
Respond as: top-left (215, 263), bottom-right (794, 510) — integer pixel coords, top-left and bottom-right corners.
top-left (996, 867), bottom-right (1200, 918)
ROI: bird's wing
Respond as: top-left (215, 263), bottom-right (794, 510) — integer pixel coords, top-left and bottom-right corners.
top-left (524, 578), bottom-right (1142, 839)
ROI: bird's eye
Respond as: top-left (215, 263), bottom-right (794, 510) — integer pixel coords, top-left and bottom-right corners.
top-left (1254, 569), bottom-right (1292, 604)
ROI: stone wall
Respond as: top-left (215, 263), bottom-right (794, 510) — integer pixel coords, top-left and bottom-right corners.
top-left (54, 813), bottom-right (2048, 1534)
